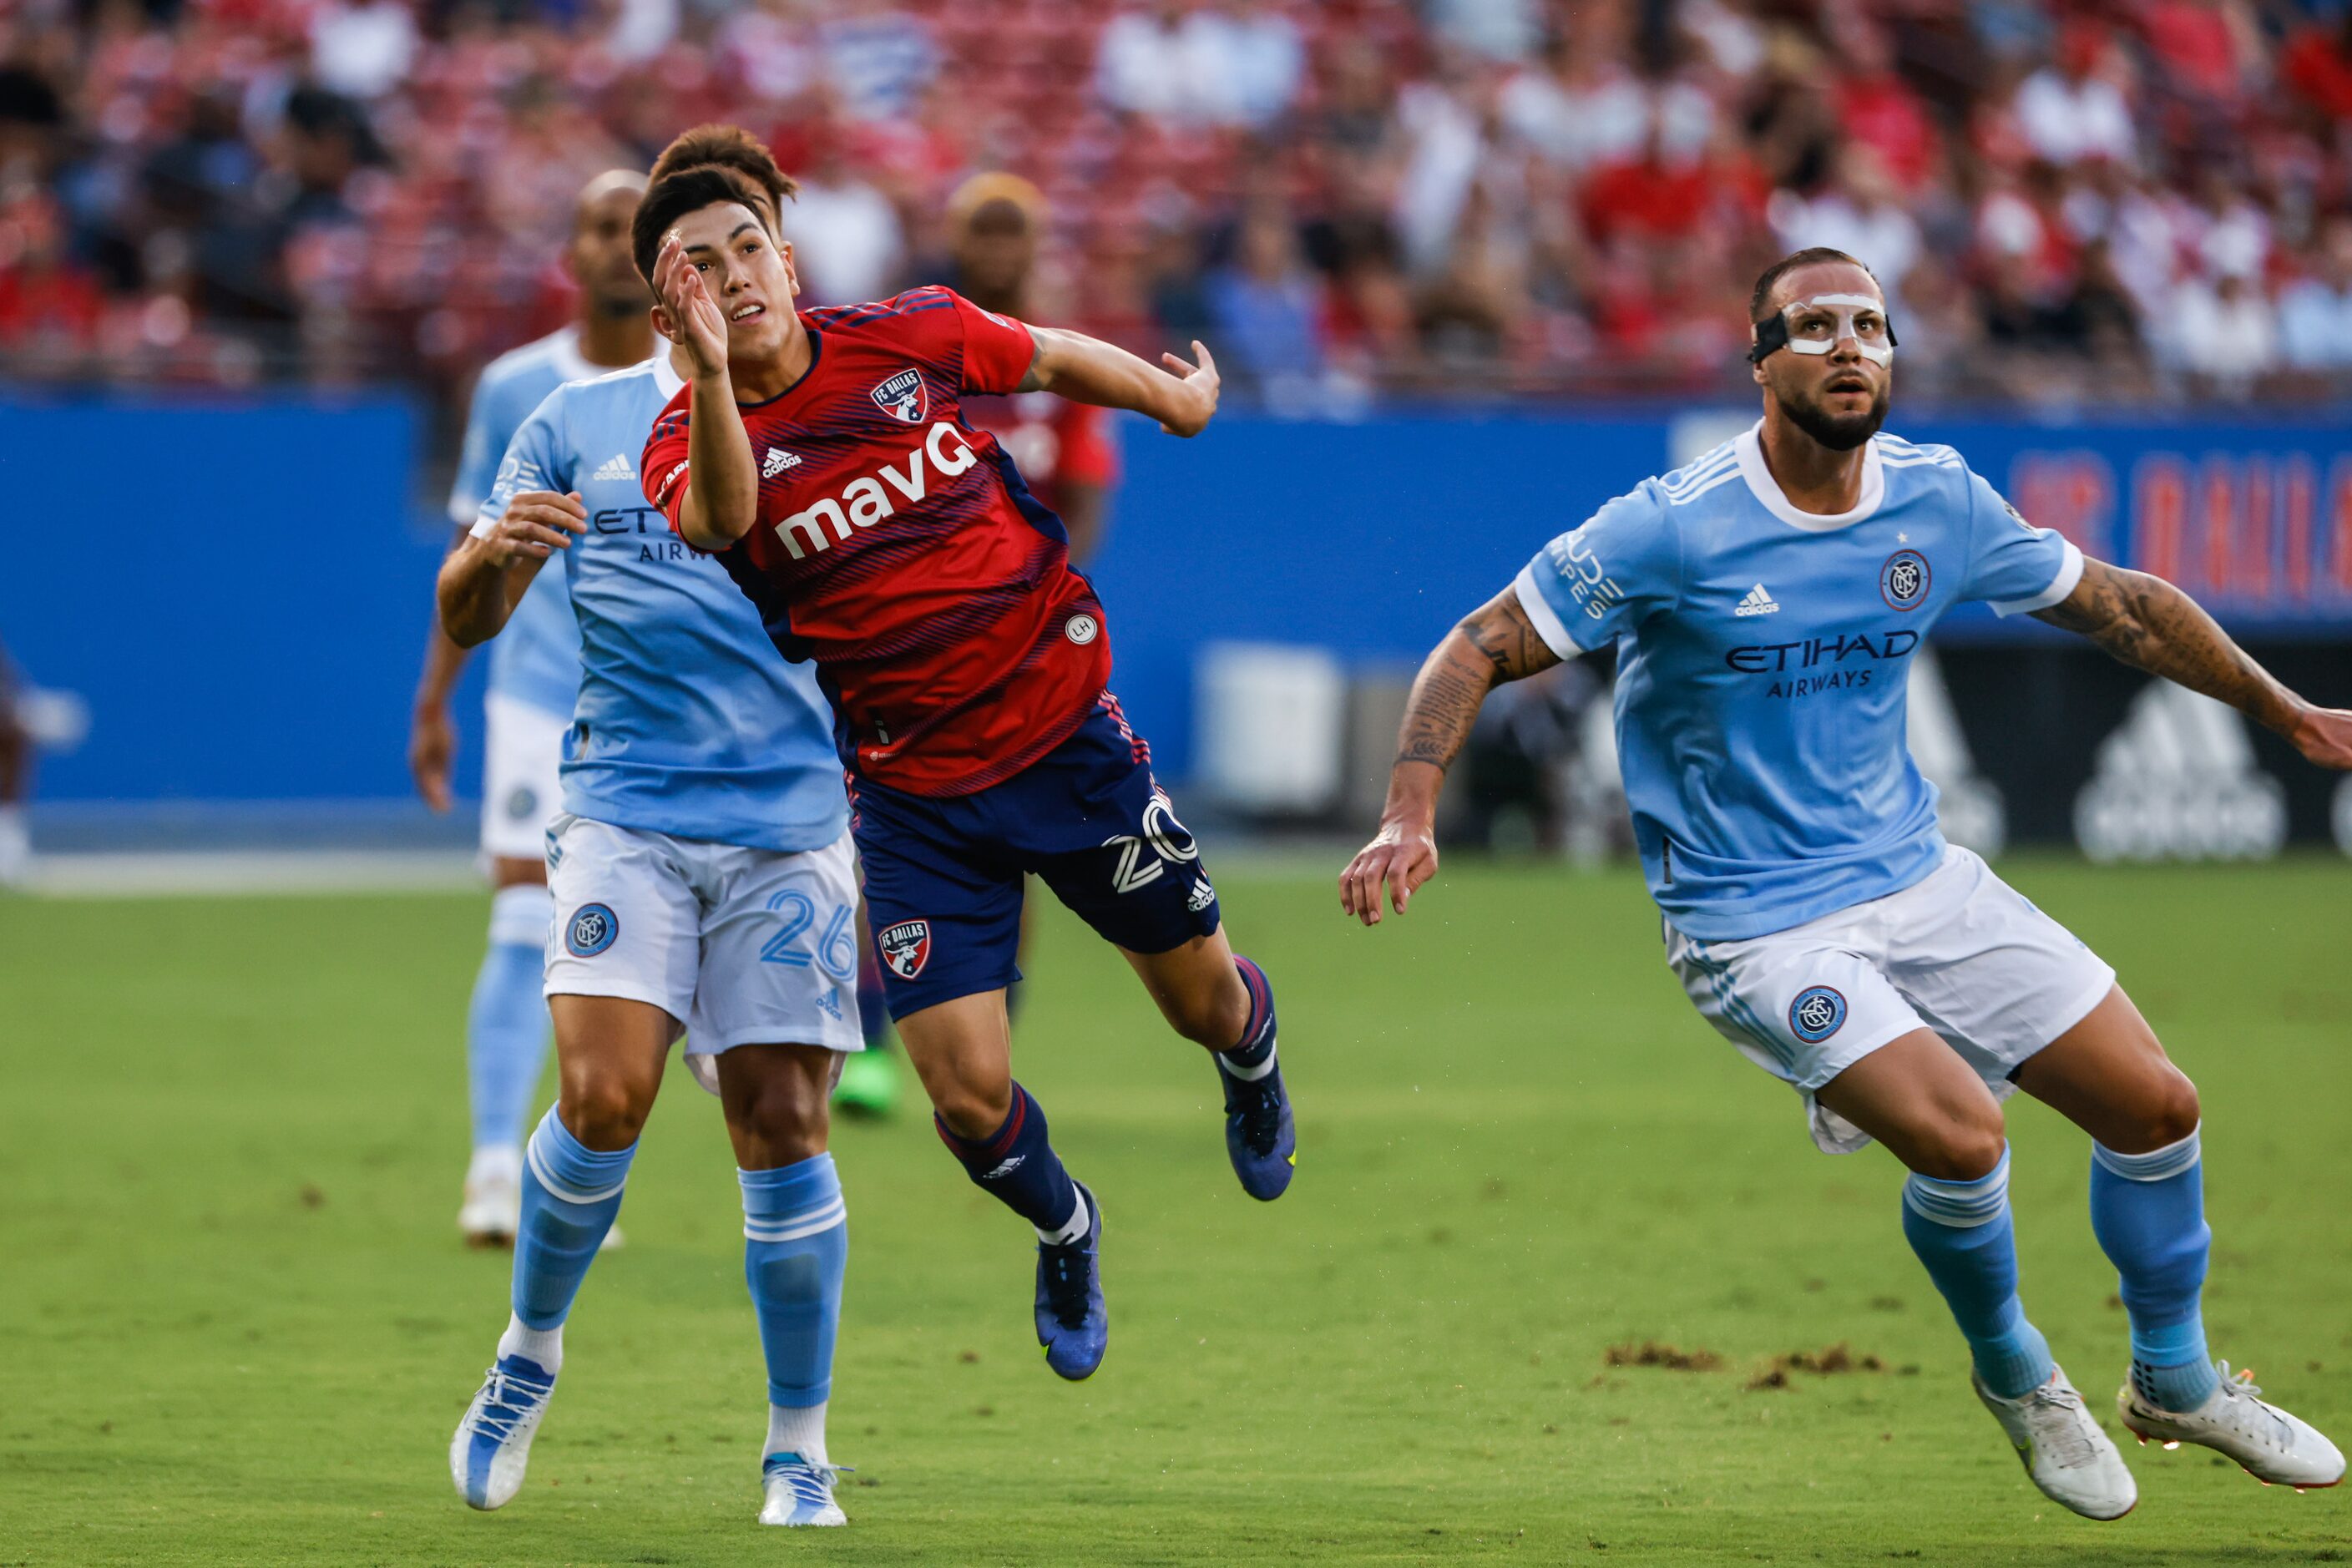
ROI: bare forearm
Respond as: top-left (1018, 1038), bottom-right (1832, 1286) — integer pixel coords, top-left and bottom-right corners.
top-left (1383, 589), bottom-right (1564, 826)
top-left (1023, 326), bottom-right (1197, 428)
top-left (437, 539), bottom-right (521, 649)
top-left (416, 619), bottom-right (472, 705)
top-left (2036, 561), bottom-right (2306, 736)
top-left (679, 372), bottom-right (758, 550)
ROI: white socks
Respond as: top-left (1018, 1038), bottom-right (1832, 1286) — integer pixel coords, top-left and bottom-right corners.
top-left (767, 1401), bottom-right (828, 1465)
top-left (498, 1313), bottom-right (564, 1374)
top-left (1034, 1186), bottom-right (1090, 1247)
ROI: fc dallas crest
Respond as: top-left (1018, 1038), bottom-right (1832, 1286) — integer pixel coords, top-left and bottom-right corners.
top-left (878, 918), bottom-right (932, 979)
top-left (870, 367), bottom-right (927, 424)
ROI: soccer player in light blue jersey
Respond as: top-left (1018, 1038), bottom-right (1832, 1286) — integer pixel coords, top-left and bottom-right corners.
top-left (410, 170), bottom-right (654, 1247)
top-left (1344, 248), bottom-right (2352, 1520)
top-left (433, 133), bottom-right (862, 1529)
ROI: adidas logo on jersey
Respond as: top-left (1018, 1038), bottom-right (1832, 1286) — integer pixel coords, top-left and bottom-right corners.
top-left (1734, 584), bottom-right (1782, 617)
top-left (589, 453), bottom-right (635, 482)
top-left (762, 447), bottom-right (802, 478)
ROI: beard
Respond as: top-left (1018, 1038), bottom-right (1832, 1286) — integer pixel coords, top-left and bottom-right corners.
top-left (1780, 378), bottom-right (1890, 451)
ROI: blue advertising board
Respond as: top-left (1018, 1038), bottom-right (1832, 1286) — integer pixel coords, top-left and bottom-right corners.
top-left (2, 393), bottom-right (2344, 805)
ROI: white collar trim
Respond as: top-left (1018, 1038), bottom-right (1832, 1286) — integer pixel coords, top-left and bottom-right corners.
top-left (1735, 421), bottom-right (1884, 532)
top-left (651, 352), bottom-right (684, 399)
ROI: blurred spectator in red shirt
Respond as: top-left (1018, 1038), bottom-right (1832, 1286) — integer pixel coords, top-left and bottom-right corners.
top-left (0, 193), bottom-right (103, 367)
top-left (2281, 11), bottom-right (2352, 121)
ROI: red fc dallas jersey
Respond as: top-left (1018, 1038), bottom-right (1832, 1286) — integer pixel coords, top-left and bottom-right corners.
top-left (642, 286), bottom-right (1110, 796)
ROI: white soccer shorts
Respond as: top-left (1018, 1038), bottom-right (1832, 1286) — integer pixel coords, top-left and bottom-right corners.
top-left (1663, 845), bottom-right (2117, 1154)
top-left (543, 816), bottom-right (866, 1065)
top-left (479, 693), bottom-right (569, 863)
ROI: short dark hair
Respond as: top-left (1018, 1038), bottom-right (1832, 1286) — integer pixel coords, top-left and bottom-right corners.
top-left (650, 124), bottom-right (799, 229)
top-left (1750, 247), bottom-right (1879, 323)
top-left (632, 164), bottom-right (770, 284)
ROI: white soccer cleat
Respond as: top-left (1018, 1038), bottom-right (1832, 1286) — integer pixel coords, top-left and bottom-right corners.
top-left (1973, 1366), bottom-right (2138, 1520)
top-left (758, 1453), bottom-right (848, 1526)
top-left (449, 1356), bottom-right (557, 1510)
top-left (2118, 1363), bottom-right (2346, 1490)
top-left (458, 1146), bottom-right (523, 1247)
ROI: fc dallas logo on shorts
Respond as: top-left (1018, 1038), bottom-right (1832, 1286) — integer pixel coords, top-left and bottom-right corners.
top-left (878, 918), bottom-right (932, 979)
top-left (870, 367), bottom-right (927, 425)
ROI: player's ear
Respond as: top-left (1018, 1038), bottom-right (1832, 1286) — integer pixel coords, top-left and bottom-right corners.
top-left (650, 300), bottom-right (676, 341)
top-left (780, 239), bottom-right (801, 301)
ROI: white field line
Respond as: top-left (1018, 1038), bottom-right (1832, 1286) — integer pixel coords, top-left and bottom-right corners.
top-left (18, 851), bottom-right (484, 898)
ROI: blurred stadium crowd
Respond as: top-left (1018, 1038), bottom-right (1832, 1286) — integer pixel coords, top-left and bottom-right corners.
top-left (2, 0), bottom-right (2350, 413)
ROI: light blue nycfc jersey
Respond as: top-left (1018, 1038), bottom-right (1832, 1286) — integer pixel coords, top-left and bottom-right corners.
top-left (451, 329), bottom-right (591, 719)
top-left (476, 356), bottom-right (847, 852)
top-left (1515, 422), bottom-right (2081, 942)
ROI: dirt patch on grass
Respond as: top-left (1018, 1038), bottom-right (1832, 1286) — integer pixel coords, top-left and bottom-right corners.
top-left (1602, 1340), bottom-right (1724, 1372)
top-left (1748, 1342), bottom-right (1886, 1389)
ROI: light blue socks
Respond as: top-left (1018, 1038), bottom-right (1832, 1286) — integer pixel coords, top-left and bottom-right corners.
top-left (2092, 1126), bottom-right (2218, 1412)
top-left (1901, 1147), bottom-right (2056, 1399)
top-left (741, 1153), bottom-right (848, 1462)
top-left (468, 885), bottom-right (554, 1153)
top-left (509, 1107), bottom-right (636, 1346)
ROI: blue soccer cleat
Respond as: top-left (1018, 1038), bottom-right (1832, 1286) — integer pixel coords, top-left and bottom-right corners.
top-left (1034, 1181), bottom-right (1106, 1380)
top-left (759, 1452), bottom-right (849, 1526)
top-left (1218, 1055), bottom-right (1296, 1201)
top-left (449, 1354), bottom-right (556, 1510)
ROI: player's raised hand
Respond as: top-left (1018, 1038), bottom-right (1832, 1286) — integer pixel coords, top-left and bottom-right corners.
top-left (479, 491), bottom-right (587, 567)
top-left (2289, 704), bottom-right (2352, 770)
top-left (651, 232), bottom-right (729, 378)
top-left (1338, 820), bottom-right (1439, 926)
top-left (1156, 340), bottom-right (1220, 437)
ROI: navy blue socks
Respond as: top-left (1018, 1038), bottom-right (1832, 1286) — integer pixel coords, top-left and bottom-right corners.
top-left (1220, 955), bottom-right (1277, 1075)
top-left (936, 1082), bottom-right (1085, 1242)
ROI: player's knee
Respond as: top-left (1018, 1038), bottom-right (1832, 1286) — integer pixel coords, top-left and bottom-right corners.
top-left (561, 1075), bottom-right (656, 1151)
top-left (729, 1069), bottom-right (829, 1162)
top-left (1913, 1115), bottom-right (2006, 1183)
top-left (929, 1079), bottom-right (1013, 1141)
top-left (2131, 1070), bottom-right (2202, 1152)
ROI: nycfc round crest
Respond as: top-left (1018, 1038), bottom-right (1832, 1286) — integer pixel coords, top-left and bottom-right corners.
top-left (565, 903), bottom-right (618, 958)
top-left (1880, 549), bottom-right (1931, 610)
top-left (1788, 985), bottom-right (1847, 1044)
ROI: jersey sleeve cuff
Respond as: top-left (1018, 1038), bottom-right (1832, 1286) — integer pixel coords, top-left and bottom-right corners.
top-left (469, 513), bottom-right (498, 540)
top-left (1989, 539), bottom-right (2084, 618)
top-left (1511, 564), bottom-right (1585, 659)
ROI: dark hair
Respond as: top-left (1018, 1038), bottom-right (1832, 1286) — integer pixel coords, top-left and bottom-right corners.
top-left (1749, 247), bottom-right (1879, 322)
top-left (631, 164), bottom-right (771, 284)
top-left (650, 124), bottom-right (799, 229)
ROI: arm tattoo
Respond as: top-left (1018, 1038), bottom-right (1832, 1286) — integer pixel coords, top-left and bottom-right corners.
top-left (2034, 559), bottom-right (2301, 734)
top-left (1393, 590), bottom-right (1565, 771)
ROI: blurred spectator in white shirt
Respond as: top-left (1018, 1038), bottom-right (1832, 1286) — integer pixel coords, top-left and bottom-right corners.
top-left (308, 1), bottom-right (417, 100)
top-left (819, 2), bottom-right (937, 121)
top-left (1095, 1), bottom-right (1302, 129)
top-left (721, 0), bottom-right (816, 102)
top-left (2015, 25), bottom-right (2137, 165)
top-left (2277, 216), bottom-right (2352, 371)
top-left (1768, 146), bottom-right (1922, 316)
top-left (1428, 0), bottom-right (1541, 63)
top-left (608, 0), bottom-right (681, 65)
top-left (1499, 34), bottom-right (1647, 171)
top-left (785, 136), bottom-right (904, 303)
top-left (2167, 271), bottom-right (2276, 390)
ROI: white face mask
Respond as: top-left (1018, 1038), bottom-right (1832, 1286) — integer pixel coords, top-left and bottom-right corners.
top-left (1755, 292), bottom-right (1896, 366)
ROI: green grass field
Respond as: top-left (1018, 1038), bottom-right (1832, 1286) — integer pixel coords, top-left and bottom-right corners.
top-left (3, 857), bottom-right (2349, 1566)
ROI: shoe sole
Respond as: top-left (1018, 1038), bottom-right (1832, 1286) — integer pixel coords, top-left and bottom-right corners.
top-left (2122, 1417), bottom-right (2346, 1493)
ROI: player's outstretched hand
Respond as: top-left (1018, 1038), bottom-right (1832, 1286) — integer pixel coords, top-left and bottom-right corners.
top-left (1339, 822), bottom-right (1439, 927)
top-left (1157, 341), bottom-right (1220, 437)
top-left (408, 701), bottom-right (454, 813)
top-left (651, 232), bottom-right (729, 378)
top-left (480, 491), bottom-right (587, 567)
top-left (2289, 704), bottom-right (2352, 770)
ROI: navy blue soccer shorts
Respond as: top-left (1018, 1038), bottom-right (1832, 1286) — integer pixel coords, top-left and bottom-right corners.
top-left (852, 693), bottom-right (1223, 1020)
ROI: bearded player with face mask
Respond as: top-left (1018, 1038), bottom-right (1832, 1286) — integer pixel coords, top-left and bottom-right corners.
top-left (1341, 247), bottom-right (2352, 1522)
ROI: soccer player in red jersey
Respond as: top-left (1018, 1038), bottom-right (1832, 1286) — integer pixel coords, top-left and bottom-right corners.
top-left (631, 148), bottom-right (1293, 1383)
